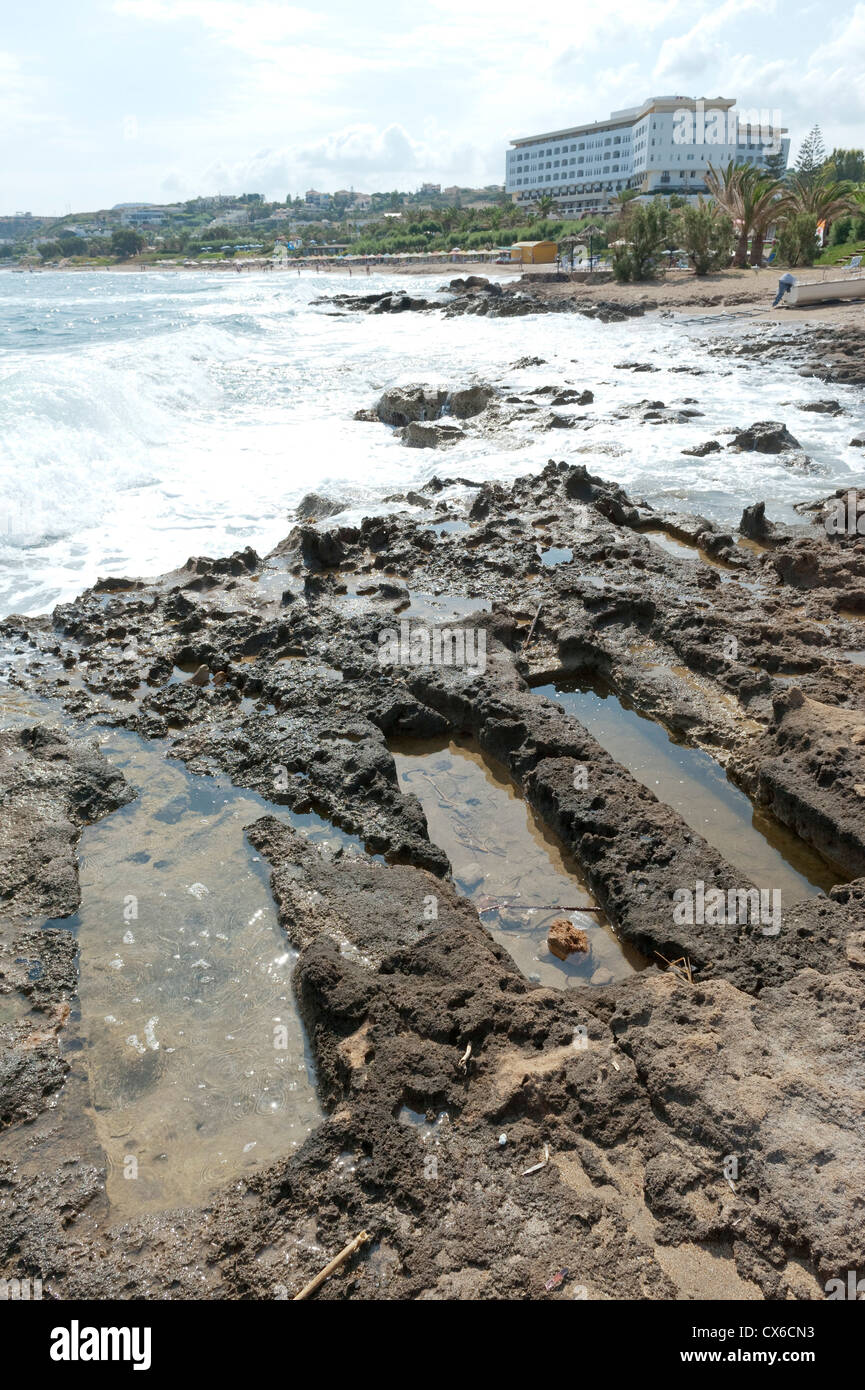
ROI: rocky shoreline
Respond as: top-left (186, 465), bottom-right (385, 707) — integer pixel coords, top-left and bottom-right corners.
top-left (2, 314), bottom-right (865, 1301)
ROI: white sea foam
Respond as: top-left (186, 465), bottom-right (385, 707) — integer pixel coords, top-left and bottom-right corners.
top-left (1, 267), bottom-right (863, 616)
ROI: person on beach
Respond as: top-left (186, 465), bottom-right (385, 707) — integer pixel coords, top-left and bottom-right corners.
top-left (772, 272), bottom-right (796, 306)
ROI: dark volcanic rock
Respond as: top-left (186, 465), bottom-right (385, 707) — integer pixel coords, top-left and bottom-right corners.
top-left (797, 399), bottom-right (844, 415)
top-left (729, 421), bottom-right (802, 453)
top-left (0, 726), bottom-right (134, 930)
top-left (739, 501), bottom-right (775, 540)
top-left (682, 440), bottom-right (722, 456)
top-left (0, 727), bottom-right (133, 1130)
top-left (375, 384), bottom-right (449, 426)
top-left (400, 421), bottom-right (465, 449)
top-left (295, 493), bottom-right (345, 521)
top-left (3, 451), bottom-right (865, 1303)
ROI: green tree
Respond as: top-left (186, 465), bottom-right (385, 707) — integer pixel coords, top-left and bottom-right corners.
top-left (536, 194), bottom-right (554, 217)
top-left (781, 170), bottom-right (856, 229)
top-left (201, 224), bottom-right (233, 242)
top-left (764, 148), bottom-right (788, 181)
top-left (110, 228), bottom-right (145, 259)
top-left (776, 212), bottom-right (819, 266)
top-left (795, 124), bottom-right (827, 185)
top-left (778, 171), bottom-right (856, 255)
top-left (828, 149), bottom-right (865, 183)
top-left (612, 200), bottom-right (671, 282)
top-left (704, 161), bottom-right (781, 265)
top-left (57, 233), bottom-right (84, 258)
top-left (679, 200), bottom-right (735, 274)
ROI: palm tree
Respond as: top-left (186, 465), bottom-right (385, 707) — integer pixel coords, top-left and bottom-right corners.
top-left (705, 162), bottom-right (781, 266)
top-left (777, 170), bottom-right (857, 254)
top-left (781, 170), bottom-right (856, 220)
top-left (742, 173), bottom-right (786, 267)
top-left (536, 194), bottom-right (554, 218)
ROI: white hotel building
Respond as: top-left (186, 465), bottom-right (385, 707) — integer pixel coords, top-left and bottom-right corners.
top-left (505, 95), bottom-right (789, 216)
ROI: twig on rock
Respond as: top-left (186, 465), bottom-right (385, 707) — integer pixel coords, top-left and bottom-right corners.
top-left (293, 1231), bottom-right (370, 1301)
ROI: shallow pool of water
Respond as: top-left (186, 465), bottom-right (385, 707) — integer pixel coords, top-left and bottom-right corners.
top-left (533, 678), bottom-right (839, 902)
top-left (390, 734), bottom-right (642, 989)
top-left (0, 676), bottom-right (332, 1216)
top-left (44, 729), bottom-right (333, 1215)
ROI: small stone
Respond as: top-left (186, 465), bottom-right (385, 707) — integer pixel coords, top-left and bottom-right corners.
top-left (548, 917), bottom-right (589, 960)
top-left (590, 967), bottom-right (614, 986)
top-left (846, 931), bottom-right (865, 967)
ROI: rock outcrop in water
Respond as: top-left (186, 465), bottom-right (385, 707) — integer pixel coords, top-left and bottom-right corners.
top-left (318, 278), bottom-right (647, 324)
top-left (2, 459), bottom-right (865, 1300)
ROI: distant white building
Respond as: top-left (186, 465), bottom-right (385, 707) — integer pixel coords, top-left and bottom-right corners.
top-left (206, 209), bottom-right (249, 229)
top-left (505, 95), bottom-right (789, 216)
top-left (119, 205), bottom-right (166, 226)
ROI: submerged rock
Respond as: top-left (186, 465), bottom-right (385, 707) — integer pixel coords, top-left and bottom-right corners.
top-left (400, 421), bottom-right (465, 449)
top-left (547, 917), bottom-right (589, 959)
top-left (681, 440), bottom-right (722, 456)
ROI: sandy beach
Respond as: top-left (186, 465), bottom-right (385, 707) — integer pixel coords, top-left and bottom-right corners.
top-left (38, 256), bottom-right (864, 326)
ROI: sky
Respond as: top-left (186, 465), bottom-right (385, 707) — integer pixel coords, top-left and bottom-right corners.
top-left (2, 0), bottom-right (864, 214)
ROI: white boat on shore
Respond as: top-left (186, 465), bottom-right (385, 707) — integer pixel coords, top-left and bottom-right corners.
top-left (785, 274), bottom-right (865, 305)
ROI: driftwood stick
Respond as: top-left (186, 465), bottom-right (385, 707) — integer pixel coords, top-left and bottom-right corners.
top-left (477, 901), bottom-right (605, 914)
top-left (524, 604), bottom-right (543, 648)
top-left (293, 1230), bottom-right (370, 1301)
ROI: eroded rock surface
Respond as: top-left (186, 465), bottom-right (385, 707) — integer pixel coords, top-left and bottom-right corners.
top-left (0, 727), bottom-right (133, 1128)
top-left (2, 456), bottom-right (864, 1301)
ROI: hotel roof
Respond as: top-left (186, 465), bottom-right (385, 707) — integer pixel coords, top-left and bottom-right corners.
top-left (510, 95), bottom-right (737, 147)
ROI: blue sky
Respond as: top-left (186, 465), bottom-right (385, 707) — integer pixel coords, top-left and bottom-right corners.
top-left (2, 0), bottom-right (864, 213)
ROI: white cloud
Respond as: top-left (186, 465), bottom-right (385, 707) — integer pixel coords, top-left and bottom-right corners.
top-left (0, 50), bottom-right (54, 132)
top-left (4, 0), bottom-right (863, 212)
top-left (654, 0), bottom-right (770, 83)
top-left (201, 122), bottom-right (489, 197)
top-left (113, 0), bottom-right (324, 46)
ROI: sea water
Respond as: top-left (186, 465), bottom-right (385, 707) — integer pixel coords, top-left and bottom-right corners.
top-left (1, 267), bottom-right (863, 617)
